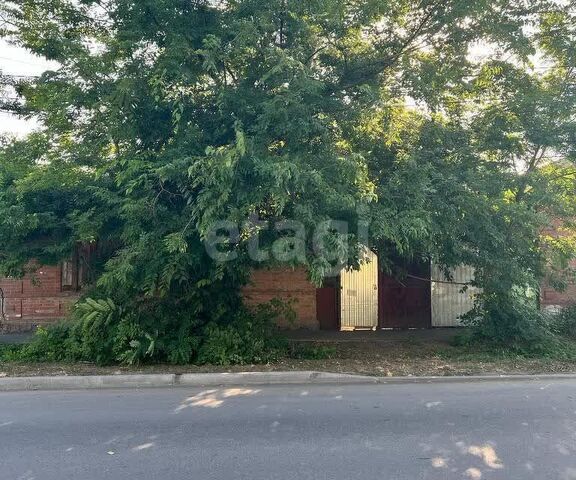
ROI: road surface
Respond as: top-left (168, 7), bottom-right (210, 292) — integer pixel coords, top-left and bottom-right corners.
top-left (1, 379), bottom-right (576, 479)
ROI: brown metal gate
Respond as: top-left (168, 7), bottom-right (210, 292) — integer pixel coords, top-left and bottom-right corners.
top-left (316, 287), bottom-right (339, 330)
top-left (378, 259), bottom-right (431, 329)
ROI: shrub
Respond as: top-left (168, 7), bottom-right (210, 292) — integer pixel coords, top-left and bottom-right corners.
top-left (16, 297), bottom-right (291, 366)
top-left (550, 304), bottom-right (576, 339)
top-left (18, 323), bottom-right (77, 362)
top-left (459, 289), bottom-right (576, 358)
top-left (0, 344), bottom-right (25, 362)
top-left (197, 301), bottom-right (291, 365)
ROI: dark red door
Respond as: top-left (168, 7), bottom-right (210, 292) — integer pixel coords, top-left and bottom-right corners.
top-left (316, 287), bottom-right (339, 330)
top-left (378, 260), bottom-right (431, 329)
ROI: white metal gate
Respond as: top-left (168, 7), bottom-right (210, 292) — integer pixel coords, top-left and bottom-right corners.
top-left (340, 251), bottom-right (378, 330)
top-left (431, 264), bottom-right (480, 327)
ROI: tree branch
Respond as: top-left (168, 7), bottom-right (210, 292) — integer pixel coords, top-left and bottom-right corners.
top-left (335, 0), bottom-right (444, 90)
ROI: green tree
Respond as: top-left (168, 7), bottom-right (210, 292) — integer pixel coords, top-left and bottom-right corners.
top-left (1, 0), bottom-right (576, 354)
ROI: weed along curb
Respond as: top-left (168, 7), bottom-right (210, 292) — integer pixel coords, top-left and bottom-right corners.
top-left (1, 372), bottom-right (576, 392)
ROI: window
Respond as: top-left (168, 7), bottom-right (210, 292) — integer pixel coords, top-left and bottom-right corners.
top-left (61, 260), bottom-right (75, 290)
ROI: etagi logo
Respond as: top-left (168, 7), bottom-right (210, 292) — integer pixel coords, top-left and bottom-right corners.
top-left (203, 212), bottom-right (371, 277)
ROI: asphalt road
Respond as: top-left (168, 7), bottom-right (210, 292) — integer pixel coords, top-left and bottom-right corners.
top-left (1, 380), bottom-right (576, 480)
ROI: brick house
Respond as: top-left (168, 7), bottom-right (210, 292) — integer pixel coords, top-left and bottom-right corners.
top-left (242, 259), bottom-right (576, 331)
top-left (242, 268), bottom-right (318, 329)
top-left (1, 254), bottom-right (574, 333)
top-left (0, 263), bottom-right (81, 332)
top-left (539, 255), bottom-right (576, 311)
top-left (539, 221), bottom-right (576, 312)
top-left (242, 259), bottom-right (450, 331)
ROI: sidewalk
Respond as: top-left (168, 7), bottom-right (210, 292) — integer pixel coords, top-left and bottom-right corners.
top-left (0, 332), bottom-right (34, 344)
top-left (286, 328), bottom-right (459, 344)
top-left (3, 328), bottom-right (576, 381)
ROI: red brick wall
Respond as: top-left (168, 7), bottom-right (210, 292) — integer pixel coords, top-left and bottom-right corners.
top-left (2, 263), bottom-right (321, 332)
top-left (0, 265), bottom-right (78, 332)
top-left (540, 221), bottom-right (576, 310)
top-left (242, 267), bottom-right (319, 330)
top-left (540, 259), bottom-right (576, 310)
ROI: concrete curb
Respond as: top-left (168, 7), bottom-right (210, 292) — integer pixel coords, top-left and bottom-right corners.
top-left (0, 374), bottom-right (177, 391)
top-left (370, 373), bottom-right (576, 385)
top-left (177, 371), bottom-right (375, 387)
top-left (0, 371), bottom-right (375, 392)
top-left (0, 371), bottom-right (575, 392)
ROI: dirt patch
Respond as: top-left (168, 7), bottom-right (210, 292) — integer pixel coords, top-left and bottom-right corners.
top-left (2, 339), bottom-right (576, 377)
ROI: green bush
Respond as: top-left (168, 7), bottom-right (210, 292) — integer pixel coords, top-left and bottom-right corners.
top-left (0, 344), bottom-right (26, 362)
top-left (550, 304), bottom-right (576, 339)
top-left (15, 296), bottom-right (291, 366)
top-left (17, 323), bottom-right (76, 362)
top-left (462, 290), bottom-right (576, 358)
top-left (197, 301), bottom-right (291, 365)
top-left (448, 329), bottom-right (475, 347)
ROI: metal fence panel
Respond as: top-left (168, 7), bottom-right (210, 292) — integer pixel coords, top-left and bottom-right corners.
top-left (340, 251), bottom-right (378, 329)
top-left (431, 264), bottom-right (480, 327)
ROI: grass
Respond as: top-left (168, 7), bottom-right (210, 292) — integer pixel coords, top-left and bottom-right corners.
top-left (2, 336), bottom-right (576, 377)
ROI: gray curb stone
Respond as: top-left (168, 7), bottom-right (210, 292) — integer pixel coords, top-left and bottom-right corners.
top-left (0, 374), bottom-right (177, 391)
top-left (176, 371), bottom-right (376, 387)
top-left (0, 371), bottom-right (575, 392)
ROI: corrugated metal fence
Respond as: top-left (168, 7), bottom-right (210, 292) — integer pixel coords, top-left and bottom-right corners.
top-left (340, 251), bottom-right (378, 329)
top-left (431, 265), bottom-right (480, 327)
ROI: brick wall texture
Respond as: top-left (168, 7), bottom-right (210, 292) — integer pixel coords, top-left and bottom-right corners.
top-left (2, 260), bottom-right (575, 333)
top-left (242, 267), bottom-right (319, 330)
top-left (0, 265), bottom-right (78, 332)
top-left (540, 221), bottom-right (576, 309)
top-left (1, 264), bottom-right (320, 333)
top-left (540, 259), bottom-right (576, 309)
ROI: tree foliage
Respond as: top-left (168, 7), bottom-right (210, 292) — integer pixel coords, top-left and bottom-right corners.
top-left (1, 0), bottom-right (576, 351)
